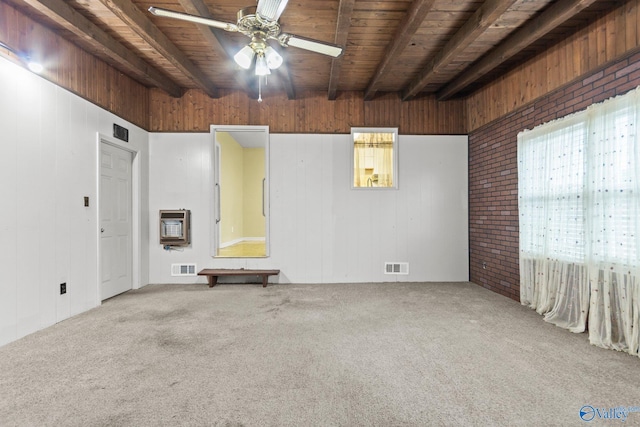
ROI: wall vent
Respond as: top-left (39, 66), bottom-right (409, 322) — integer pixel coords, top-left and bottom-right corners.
top-left (384, 262), bottom-right (409, 275)
top-left (171, 263), bottom-right (197, 276)
top-left (113, 123), bottom-right (129, 142)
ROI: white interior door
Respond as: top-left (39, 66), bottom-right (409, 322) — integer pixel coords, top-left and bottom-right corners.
top-left (100, 142), bottom-right (133, 300)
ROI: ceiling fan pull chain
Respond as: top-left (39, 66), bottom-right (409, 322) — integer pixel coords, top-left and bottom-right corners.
top-left (258, 77), bottom-right (263, 103)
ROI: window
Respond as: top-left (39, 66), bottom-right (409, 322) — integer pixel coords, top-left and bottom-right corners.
top-left (518, 95), bottom-right (639, 267)
top-left (351, 127), bottom-right (398, 189)
top-left (517, 87), bottom-right (640, 355)
top-left (518, 120), bottom-right (587, 262)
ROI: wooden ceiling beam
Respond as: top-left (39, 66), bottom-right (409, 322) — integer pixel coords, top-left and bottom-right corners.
top-left (437, 0), bottom-right (601, 100)
top-left (363, 0), bottom-right (436, 101)
top-left (276, 59), bottom-right (296, 100)
top-left (328, 0), bottom-right (356, 100)
top-left (177, 0), bottom-right (258, 97)
top-left (402, 0), bottom-right (518, 101)
top-left (100, 0), bottom-right (219, 98)
top-left (19, 0), bottom-right (183, 97)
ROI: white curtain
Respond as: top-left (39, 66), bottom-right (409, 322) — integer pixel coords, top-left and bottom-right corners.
top-left (354, 142), bottom-right (363, 187)
top-left (518, 86), bottom-right (640, 357)
top-left (377, 141), bottom-right (393, 187)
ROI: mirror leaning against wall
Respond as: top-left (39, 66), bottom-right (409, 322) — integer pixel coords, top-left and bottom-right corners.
top-left (211, 125), bottom-right (269, 258)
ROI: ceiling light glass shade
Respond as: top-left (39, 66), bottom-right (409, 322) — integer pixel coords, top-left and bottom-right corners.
top-left (234, 45), bottom-right (255, 70)
top-left (264, 46), bottom-right (283, 69)
top-left (27, 61), bottom-right (43, 73)
top-left (255, 54), bottom-right (271, 76)
top-left (256, 0), bottom-right (289, 22)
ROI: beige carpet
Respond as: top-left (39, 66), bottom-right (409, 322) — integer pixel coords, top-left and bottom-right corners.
top-left (1, 282), bottom-right (639, 426)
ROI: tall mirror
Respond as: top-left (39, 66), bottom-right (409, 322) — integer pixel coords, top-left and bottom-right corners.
top-left (212, 126), bottom-right (269, 257)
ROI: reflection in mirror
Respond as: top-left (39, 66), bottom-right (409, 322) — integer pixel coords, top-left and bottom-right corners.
top-left (351, 127), bottom-right (398, 189)
top-left (213, 127), bottom-right (268, 257)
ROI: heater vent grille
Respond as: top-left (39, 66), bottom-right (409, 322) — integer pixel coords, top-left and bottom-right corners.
top-left (384, 262), bottom-right (409, 275)
top-left (171, 264), bottom-right (197, 276)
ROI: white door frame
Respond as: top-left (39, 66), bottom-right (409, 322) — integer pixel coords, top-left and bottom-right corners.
top-left (96, 133), bottom-right (141, 305)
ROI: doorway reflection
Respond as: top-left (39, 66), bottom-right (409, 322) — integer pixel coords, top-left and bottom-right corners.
top-left (217, 241), bottom-right (266, 257)
top-left (213, 127), bottom-right (269, 258)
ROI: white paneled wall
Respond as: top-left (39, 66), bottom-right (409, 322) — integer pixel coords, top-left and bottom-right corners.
top-left (148, 132), bottom-right (468, 284)
top-left (148, 133), bottom-right (214, 282)
top-left (0, 56), bottom-right (467, 347)
top-left (0, 57), bottom-right (149, 347)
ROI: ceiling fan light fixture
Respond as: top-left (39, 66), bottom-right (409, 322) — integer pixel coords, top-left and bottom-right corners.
top-left (234, 45), bottom-right (255, 70)
top-left (148, 1), bottom-right (344, 101)
top-left (255, 54), bottom-right (271, 76)
top-left (264, 46), bottom-right (283, 69)
top-left (256, 0), bottom-right (289, 22)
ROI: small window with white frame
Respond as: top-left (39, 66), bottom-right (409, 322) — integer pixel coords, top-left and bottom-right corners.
top-left (351, 127), bottom-right (398, 189)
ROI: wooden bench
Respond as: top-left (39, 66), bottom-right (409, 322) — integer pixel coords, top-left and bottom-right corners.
top-left (198, 268), bottom-right (280, 288)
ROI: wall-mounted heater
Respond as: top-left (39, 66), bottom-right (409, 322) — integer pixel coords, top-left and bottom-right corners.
top-left (159, 210), bottom-right (190, 246)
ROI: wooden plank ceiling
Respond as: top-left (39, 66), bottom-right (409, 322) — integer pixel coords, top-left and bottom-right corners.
top-left (2, 0), bottom-right (622, 100)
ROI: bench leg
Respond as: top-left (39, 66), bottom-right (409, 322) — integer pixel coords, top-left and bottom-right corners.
top-left (262, 275), bottom-right (268, 288)
top-left (208, 276), bottom-right (218, 288)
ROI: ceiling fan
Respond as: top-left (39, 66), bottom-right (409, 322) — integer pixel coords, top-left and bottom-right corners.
top-left (149, 0), bottom-right (343, 99)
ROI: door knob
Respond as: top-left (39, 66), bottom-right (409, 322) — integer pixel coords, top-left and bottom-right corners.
top-left (101, 228), bottom-right (105, 233)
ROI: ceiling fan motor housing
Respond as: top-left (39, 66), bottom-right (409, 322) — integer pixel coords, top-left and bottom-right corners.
top-left (237, 6), bottom-right (281, 39)
top-left (256, 0), bottom-right (289, 22)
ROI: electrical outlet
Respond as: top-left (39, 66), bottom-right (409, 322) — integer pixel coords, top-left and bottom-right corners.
top-left (60, 282), bottom-right (67, 295)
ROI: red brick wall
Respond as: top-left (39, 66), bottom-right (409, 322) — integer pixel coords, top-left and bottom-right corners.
top-left (468, 50), bottom-right (640, 301)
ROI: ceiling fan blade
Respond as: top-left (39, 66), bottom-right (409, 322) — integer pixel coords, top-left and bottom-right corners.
top-left (148, 7), bottom-right (238, 32)
top-left (256, 0), bottom-right (289, 22)
top-left (278, 34), bottom-right (343, 58)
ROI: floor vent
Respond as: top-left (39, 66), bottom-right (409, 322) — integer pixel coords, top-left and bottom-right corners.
top-left (384, 262), bottom-right (409, 275)
top-left (171, 263), bottom-right (197, 276)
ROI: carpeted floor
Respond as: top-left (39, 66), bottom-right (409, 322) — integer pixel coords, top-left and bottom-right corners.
top-left (0, 282), bottom-right (639, 426)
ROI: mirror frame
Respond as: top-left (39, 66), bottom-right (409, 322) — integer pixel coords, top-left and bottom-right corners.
top-left (210, 125), bottom-right (270, 258)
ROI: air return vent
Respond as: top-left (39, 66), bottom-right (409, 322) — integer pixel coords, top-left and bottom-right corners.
top-left (171, 263), bottom-right (196, 276)
top-left (113, 123), bottom-right (129, 142)
top-left (384, 262), bottom-right (409, 275)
